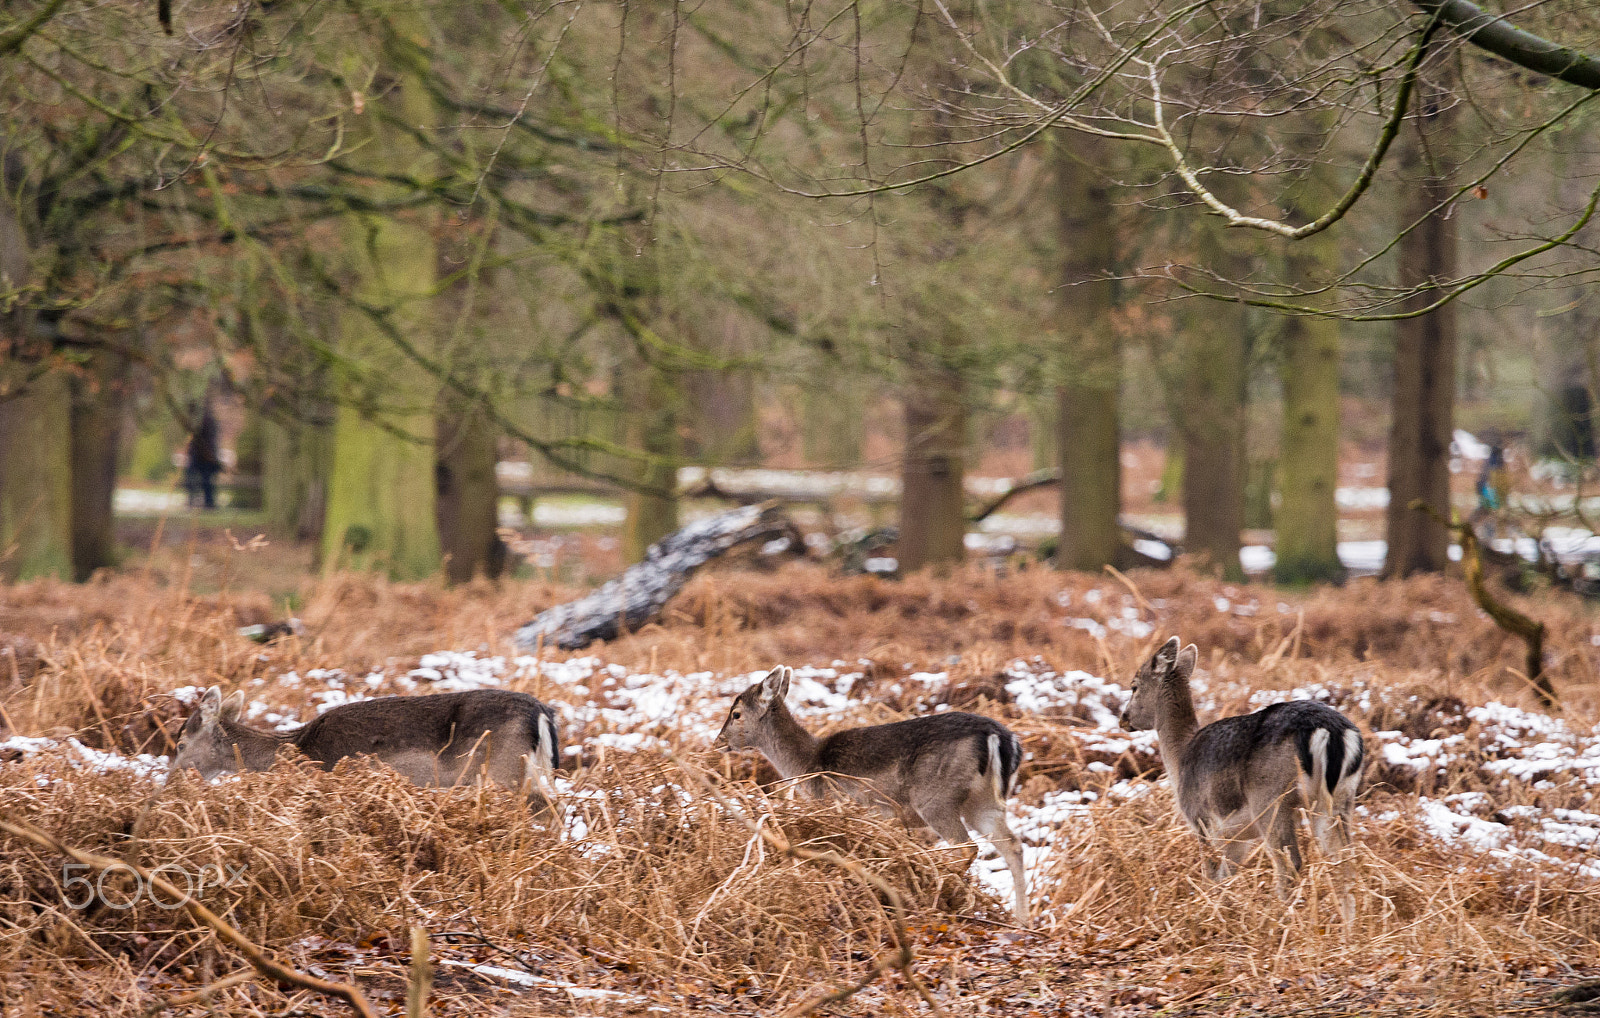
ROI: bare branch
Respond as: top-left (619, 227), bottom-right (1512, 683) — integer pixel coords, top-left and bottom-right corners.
top-left (0, 0), bottom-right (68, 59)
top-left (1416, 0), bottom-right (1600, 89)
top-left (1142, 11), bottom-right (1442, 239)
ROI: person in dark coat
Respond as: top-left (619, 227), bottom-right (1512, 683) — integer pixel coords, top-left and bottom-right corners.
top-left (184, 400), bottom-right (222, 509)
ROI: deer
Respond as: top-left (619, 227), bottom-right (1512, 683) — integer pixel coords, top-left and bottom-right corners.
top-left (170, 686), bottom-right (560, 804)
top-left (1119, 637), bottom-right (1365, 922)
top-left (715, 665), bottom-right (1030, 924)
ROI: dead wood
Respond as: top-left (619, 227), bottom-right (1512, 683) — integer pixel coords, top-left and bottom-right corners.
top-left (515, 501), bottom-right (794, 650)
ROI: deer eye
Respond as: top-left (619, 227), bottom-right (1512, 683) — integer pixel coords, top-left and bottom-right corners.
top-left (730, 710), bottom-right (741, 720)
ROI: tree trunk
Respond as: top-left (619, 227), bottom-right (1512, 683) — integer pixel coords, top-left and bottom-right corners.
top-left (622, 367), bottom-right (681, 564)
top-left (897, 55), bottom-right (969, 576)
top-left (319, 250), bottom-right (440, 580)
top-left (1054, 135), bottom-right (1122, 572)
top-left (1275, 187), bottom-right (1344, 584)
top-left (0, 181), bottom-right (72, 582)
top-left (319, 28), bottom-right (441, 580)
top-left (1179, 226), bottom-right (1249, 581)
top-left (0, 373), bottom-right (73, 583)
top-left (435, 404), bottom-right (504, 583)
top-left (684, 328), bottom-right (761, 464)
top-left (68, 352), bottom-right (129, 580)
top-left (263, 415), bottom-right (331, 544)
top-left (802, 376), bottom-right (862, 469)
top-left (1028, 393), bottom-right (1056, 473)
top-left (323, 394), bottom-right (439, 579)
top-left (899, 367), bottom-right (966, 573)
top-left (1384, 88), bottom-right (1458, 579)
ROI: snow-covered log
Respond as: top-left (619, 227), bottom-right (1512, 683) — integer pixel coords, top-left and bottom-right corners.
top-left (514, 502), bottom-right (793, 650)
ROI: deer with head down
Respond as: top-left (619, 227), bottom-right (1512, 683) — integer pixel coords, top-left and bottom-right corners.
top-left (715, 665), bottom-right (1030, 924)
top-left (1120, 637), bottom-right (1364, 921)
top-left (170, 687), bottom-right (560, 803)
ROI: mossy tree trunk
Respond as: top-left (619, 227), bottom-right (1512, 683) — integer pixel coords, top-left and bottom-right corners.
top-left (1054, 134), bottom-right (1122, 572)
top-left (0, 372), bottom-right (73, 583)
top-left (589, 222), bottom-right (684, 565)
top-left (319, 27), bottom-right (442, 580)
top-left (1179, 221), bottom-right (1249, 581)
top-left (1028, 393), bottom-right (1057, 473)
top-left (1274, 166), bottom-right (1345, 584)
top-left (683, 315), bottom-right (760, 464)
top-left (1384, 83), bottom-right (1457, 579)
top-left (622, 366), bottom-right (681, 564)
top-left (264, 415), bottom-right (331, 544)
top-left (0, 187), bottom-right (72, 582)
top-left (322, 346), bottom-right (440, 580)
top-left (899, 347), bottom-right (967, 573)
top-left (802, 374), bottom-right (863, 469)
top-left (248, 291), bottom-right (332, 543)
top-left (897, 57), bottom-right (970, 576)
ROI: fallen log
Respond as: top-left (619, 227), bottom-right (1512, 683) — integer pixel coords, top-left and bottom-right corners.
top-left (515, 502), bottom-right (794, 650)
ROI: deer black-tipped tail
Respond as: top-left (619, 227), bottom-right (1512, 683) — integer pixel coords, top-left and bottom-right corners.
top-left (1293, 713), bottom-right (1363, 814)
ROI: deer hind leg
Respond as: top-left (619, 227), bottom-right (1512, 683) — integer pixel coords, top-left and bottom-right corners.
top-left (968, 801), bottom-right (1029, 925)
top-left (1263, 801), bottom-right (1303, 901)
top-left (1210, 831), bottom-right (1257, 882)
top-left (1312, 802), bottom-right (1358, 924)
top-left (1192, 815), bottom-right (1243, 882)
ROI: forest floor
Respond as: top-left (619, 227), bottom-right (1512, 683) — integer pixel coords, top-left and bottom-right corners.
top-left (2, 558), bottom-right (1599, 1016)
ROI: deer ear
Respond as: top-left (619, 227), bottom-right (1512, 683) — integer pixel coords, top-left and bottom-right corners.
top-left (221, 690), bottom-right (246, 722)
top-left (1174, 644), bottom-right (1199, 679)
top-left (1152, 636), bottom-right (1180, 672)
top-left (779, 665), bottom-right (794, 701)
top-left (197, 686), bottom-right (223, 722)
top-left (756, 667), bottom-right (786, 708)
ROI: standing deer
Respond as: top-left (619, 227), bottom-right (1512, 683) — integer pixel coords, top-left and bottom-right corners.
top-left (170, 687), bottom-right (560, 801)
top-left (1119, 637), bottom-right (1364, 921)
top-left (715, 665), bottom-right (1030, 924)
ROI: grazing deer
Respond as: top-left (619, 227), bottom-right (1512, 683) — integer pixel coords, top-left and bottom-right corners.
top-left (171, 687), bottom-right (560, 801)
top-left (1119, 637), bottom-right (1364, 921)
top-left (715, 666), bottom-right (1030, 924)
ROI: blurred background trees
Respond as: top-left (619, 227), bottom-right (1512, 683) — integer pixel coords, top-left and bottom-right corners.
top-left (1, 0), bottom-right (1597, 587)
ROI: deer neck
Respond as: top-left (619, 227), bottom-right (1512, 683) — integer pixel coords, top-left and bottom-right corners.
top-left (223, 719), bottom-right (295, 771)
top-left (1153, 678), bottom-right (1200, 781)
top-left (757, 706), bottom-right (822, 780)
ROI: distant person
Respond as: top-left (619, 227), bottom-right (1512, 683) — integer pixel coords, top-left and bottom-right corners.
top-left (1476, 444), bottom-right (1508, 513)
top-left (184, 400), bottom-right (222, 510)
top-left (1474, 443), bottom-right (1510, 540)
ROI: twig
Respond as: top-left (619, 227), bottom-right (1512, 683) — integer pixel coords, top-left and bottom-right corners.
top-left (0, 817), bottom-right (380, 1018)
top-left (143, 968), bottom-right (257, 1015)
top-left (951, 913), bottom-right (1040, 934)
top-left (969, 470), bottom-right (1061, 524)
top-left (1103, 564), bottom-right (1156, 616)
top-left (666, 753), bottom-right (949, 1018)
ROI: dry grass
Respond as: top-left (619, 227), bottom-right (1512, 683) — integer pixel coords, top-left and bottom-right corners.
top-left (1, 560), bottom-right (1598, 1015)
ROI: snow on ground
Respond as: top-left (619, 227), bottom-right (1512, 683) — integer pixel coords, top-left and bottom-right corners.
top-left (112, 489), bottom-right (190, 514)
top-left (6, 651), bottom-right (1597, 909)
top-left (0, 734), bottom-right (169, 781)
